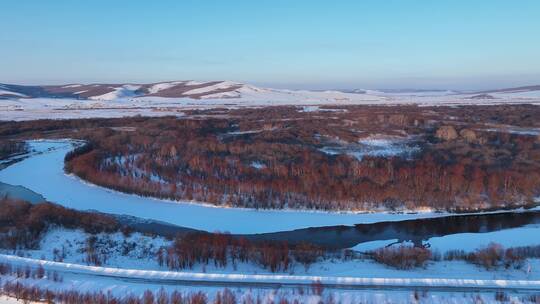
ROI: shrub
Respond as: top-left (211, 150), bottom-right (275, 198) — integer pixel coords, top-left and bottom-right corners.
top-left (469, 243), bottom-right (526, 270)
top-left (443, 243), bottom-right (528, 270)
top-left (372, 245), bottom-right (432, 269)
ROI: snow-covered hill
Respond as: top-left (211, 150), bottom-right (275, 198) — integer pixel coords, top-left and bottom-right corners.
top-left (0, 80), bottom-right (389, 102)
top-left (2, 80), bottom-right (540, 102)
top-left (1, 81), bottom-right (540, 121)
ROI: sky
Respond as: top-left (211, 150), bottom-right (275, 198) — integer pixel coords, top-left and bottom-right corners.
top-left (1, 0), bottom-right (539, 90)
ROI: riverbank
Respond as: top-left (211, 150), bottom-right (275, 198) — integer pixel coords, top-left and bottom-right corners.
top-left (0, 140), bottom-right (485, 234)
top-left (1, 139), bottom-right (539, 235)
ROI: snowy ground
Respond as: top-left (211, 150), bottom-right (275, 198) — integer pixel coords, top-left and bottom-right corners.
top-left (425, 224), bottom-right (540, 253)
top-left (2, 249), bottom-right (540, 292)
top-left (1, 85), bottom-right (540, 121)
top-left (1, 219), bottom-right (540, 302)
top-left (320, 135), bottom-right (420, 161)
top-left (14, 228), bottom-right (168, 270)
top-left (2, 276), bottom-right (536, 304)
top-left (0, 296), bottom-right (40, 304)
top-left (0, 98), bottom-right (187, 121)
top-left (3, 227), bottom-right (540, 282)
top-left (1, 140), bottom-right (537, 234)
top-left (351, 224), bottom-right (540, 254)
top-left (1, 248), bottom-right (540, 303)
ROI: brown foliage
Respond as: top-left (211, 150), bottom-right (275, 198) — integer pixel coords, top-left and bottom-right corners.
top-left (444, 243), bottom-right (528, 270)
top-left (3, 104), bottom-right (540, 212)
top-left (1, 280), bottom-right (216, 304)
top-left (0, 198), bottom-right (120, 250)
top-left (372, 245), bottom-right (432, 269)
top-left (163, 232), bottom-right (323, 273)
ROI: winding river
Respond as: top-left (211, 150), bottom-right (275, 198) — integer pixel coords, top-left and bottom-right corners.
top-left (0, 140), bottom-right (539, 250)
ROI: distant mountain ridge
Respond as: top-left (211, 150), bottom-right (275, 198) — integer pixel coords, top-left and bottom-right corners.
top-left (473, 85), bottom-right (540, 94)
top-left (1, 81), bottom-right (540, 101)
top-left (0, 81), bottom-right (251, 100)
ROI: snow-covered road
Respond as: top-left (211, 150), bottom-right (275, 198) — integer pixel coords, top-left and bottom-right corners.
top-left (2, 254), bottom-right (539, 292)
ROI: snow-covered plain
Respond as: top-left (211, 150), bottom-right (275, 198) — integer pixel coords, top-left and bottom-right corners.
top-left (5, 226), bottom-right (538, 281)
top-left (0, 296), bottom-right (40, 304)
top-left (1, 224), bottom-right (539, 303)
top-left (350, 224), bottom-right (540, 255)
top-left (0, 97), bottom-right (187, 120)
top-left (2, 82), bottom-right (540, 121)
top-left (425, 224), bottom-right (540, 253)
top-left (2, 140), bottom-right (536, 234)
top-left (1, 200), bottom-right (538, 302)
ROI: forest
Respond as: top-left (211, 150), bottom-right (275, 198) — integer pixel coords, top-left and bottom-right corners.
top-left (3, 104), bottom-right (540, 211)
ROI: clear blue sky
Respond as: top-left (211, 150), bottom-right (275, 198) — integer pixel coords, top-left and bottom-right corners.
top-left (1, 0), bottom-right (539, 89)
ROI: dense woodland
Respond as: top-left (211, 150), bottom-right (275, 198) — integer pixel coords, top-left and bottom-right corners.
top-left (3, 104), bottom-right (540, 211)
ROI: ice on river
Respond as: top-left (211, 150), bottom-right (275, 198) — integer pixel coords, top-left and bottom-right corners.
top-left (0, 140), bottom-right (534, 234)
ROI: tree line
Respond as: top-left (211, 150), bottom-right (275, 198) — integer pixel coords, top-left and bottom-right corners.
top-left (0, 198), bottom-right (120, 250)
top-left (0, 140), bottom-right (27, 160)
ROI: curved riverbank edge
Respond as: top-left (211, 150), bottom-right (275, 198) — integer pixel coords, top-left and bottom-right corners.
top-left (0, 181), bottom-right (45, 203)
top-left (0, 139), bottom-right (538, 234)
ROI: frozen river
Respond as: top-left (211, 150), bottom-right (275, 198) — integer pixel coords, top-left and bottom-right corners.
top-left (0, 140), bottom-right (485, 234)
